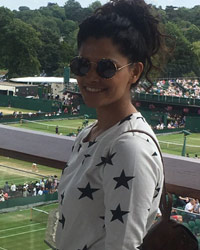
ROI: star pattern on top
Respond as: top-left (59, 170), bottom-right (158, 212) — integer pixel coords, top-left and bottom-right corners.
top-left (88, 140), bottom-right (97, 148)
top-left (82, 154), bottom-right (91, 165)
top-left (99, 216), bottom-right (105, 228)
top-left (110, 204), bottom-right (129, 223)
top-left (62, 163), bottom-right (68, 175)
top-left (152, 151), bottom-right (158, 156)
top-left (78, 144), bottom-right (82, 152)
top-left (96, 152), bottom-right (116, 167)
top-left (113, 170), bottom-right (135, 190)
top-left (78, 182), bottom-right (99, 200)
top-left (78, 245), bottom-right (88, 250)
top-left (153, 183), bottom-right (160, 199)
top-left (118, 114), bottom-right (133, 125)
top-left (61, 192), bottom-right (65, 205)
top-left (59, 214), bottom-right (65, 229)
top-left (136, 116), bottom-right (145, 122)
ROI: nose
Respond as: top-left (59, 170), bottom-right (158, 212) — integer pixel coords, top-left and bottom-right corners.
top-left (86, 62), bottom-right (100, 82)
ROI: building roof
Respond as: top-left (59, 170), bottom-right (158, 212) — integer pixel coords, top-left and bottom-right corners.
top-left (0, 82), bottom-right (34, 87)
top-left (9, 77), bottom-right (77, 84)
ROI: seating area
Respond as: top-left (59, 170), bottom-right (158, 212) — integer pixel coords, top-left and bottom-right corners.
top-left (136, 78), bottom-right (200, 99)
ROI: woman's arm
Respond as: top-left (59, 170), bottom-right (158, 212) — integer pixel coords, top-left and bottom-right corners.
top-left (103, 133), bottom-right (163, 250)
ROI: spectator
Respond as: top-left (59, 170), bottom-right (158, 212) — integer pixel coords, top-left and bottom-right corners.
top-left (170, 208), bottom-right (183, 223)
top-left (185, 198), bottom-right (196, 212)
top-left (3, 181), bottom-right (10, 194)
top-left (38, 188), bottom-right (43, 196)
top-left (0, 190), bottom-right (5, 202)
top-left (194, 199), bottom-right (200, 214)
top-left (10, 183), bottom-right (16, 196)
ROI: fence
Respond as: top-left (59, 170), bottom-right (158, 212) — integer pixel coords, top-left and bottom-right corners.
top-left (0, 192), bottom-right (58, 212)
top-left (0, 94), bottom-right (61, 112)
top-left (135, 92), bottom-right (200, 107)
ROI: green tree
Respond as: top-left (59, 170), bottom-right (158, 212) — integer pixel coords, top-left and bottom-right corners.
top-left (3, 19), bottom-right (41, 77)
top-left (164, 22), bottom-right (197, 77)
top-left (184, 24), bottom-right (200, 43)
top-left (37, 28), bottom-right (62, 75)
top-left (89, 1), bottom-right (102, 11)
top-left (18, 6), bottom-right (30, 11)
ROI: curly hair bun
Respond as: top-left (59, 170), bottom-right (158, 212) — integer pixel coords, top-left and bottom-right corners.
top-left (78, 0), bottom-right (167, 88)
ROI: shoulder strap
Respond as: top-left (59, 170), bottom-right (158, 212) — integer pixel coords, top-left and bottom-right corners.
top-left (123, 129), bottom-right (172, 219)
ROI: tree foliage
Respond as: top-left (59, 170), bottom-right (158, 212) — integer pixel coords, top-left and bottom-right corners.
top-left (0, 2), bottom-right (200, 78)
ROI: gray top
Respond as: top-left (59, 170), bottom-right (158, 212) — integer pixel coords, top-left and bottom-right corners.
top-left (56, 112), bottom-right (164, 250)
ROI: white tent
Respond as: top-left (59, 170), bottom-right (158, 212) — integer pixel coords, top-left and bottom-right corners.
top-left (9, 77), bottom-right (77, 84)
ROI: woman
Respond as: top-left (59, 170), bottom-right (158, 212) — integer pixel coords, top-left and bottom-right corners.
top-left (56, 0), bottom-right (165, 249)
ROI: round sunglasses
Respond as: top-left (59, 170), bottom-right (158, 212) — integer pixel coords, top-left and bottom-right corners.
top-left (70, 56), bottom-right (132, 79)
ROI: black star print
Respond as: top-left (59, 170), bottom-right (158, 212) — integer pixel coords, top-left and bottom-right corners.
top-left (152, 152), bottom-right (158, 156)
top-left (113, 170), bottom-right (135, 190)
top-left (146, 138), bottom-right (150, 142)
top-left (59, 214), bottom-right (65, 229)
top-left (153, 183), bottom-right (160, 199)
top-left (96, 152), bottom-right (116, 167)
top-left (78, 245), bottom-right (88, 250)
top-left (88, 140), bottom-right (97, 148)
top-left (99, 216), bottom-right (105, 228)
top-left (136, 116), bottom-right (145, 122)
top-left (60, 192), bottom-right (64, 205)
top-left (110, 204), bottom-right (129, 223)
top-left (118, 114), bottom-right (133, 125)
top-left (62, 163), bottom-right (68, 175)
top-left (78, 182), bottom-right (99, 200)
top-left (82, 154), bottom-right (91, 165)
top-left (78, 144), bottom-right (82, 152)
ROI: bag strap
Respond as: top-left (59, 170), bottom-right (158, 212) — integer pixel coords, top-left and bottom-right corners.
top-left (123, 129), bottom-right (172, 220)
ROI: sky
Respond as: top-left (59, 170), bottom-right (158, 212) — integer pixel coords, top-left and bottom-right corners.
top-left (0, 0), bottom-right (199, 11)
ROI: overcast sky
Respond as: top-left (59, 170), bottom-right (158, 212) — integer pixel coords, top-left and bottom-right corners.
top-left (0, 0), bottom-right (199, 11)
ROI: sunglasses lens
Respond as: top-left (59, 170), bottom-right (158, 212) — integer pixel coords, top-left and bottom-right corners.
top-left (70, 57), bottom-right (90, 76)
top-left (97, 59), bottom-right (117, 79)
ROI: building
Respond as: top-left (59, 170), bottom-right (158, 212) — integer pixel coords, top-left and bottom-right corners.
top-left (0, 82), bottom-right (38, 97)
top-left (9, 77), bottom-right (78, 99)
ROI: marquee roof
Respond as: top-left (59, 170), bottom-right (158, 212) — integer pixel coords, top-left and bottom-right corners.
top-left (9, 77), bottom-right (77, 84)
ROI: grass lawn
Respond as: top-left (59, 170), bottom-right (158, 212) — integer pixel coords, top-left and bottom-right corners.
top-left (0, 106), bottom-right (37, 115)
top-left (157, 132), bottom-right (200, 157)
top-left (0, 203), bottom-right (58, 250)
top-left (6, 118), bottom-right (96, 135)
top-left (0, 156), bottom-right (62, 188)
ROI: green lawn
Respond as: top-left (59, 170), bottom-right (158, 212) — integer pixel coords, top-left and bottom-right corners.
top-left (7, 118), bottom-right (96, 135)
top-left (0, 106), bottom-right (37, 115)
top-left (0, 203), bottom-right (58, 250)
top-left (157, 132), bottom-right (200, 157)
top-left (0, 156), bottom-right (62, 188)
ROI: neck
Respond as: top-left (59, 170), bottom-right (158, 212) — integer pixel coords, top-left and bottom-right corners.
top-left (95, 101), bottom-right (137, 133)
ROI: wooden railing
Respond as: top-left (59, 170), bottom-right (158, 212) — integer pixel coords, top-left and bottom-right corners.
top-left (0, 124), bottom-right (200, 200)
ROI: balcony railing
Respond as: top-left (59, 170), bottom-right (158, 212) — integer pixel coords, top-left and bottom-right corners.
top-left (0, 124), bottom-right (200, 200)
top-left (135, 92), bottom-right (200, 107)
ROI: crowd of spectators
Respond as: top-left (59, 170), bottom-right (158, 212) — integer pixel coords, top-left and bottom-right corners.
top-left (62, 93), bottom-right (80, 115)
top-left (155, 113), bottom-right (186, 130)
top-left (0, 176), bottom-right (59, 202)
top-left (136, 78), bottom-right (200, 99)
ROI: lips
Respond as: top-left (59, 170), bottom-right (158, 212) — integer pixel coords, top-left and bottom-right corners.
top-left (85, 87), bottom-right (106, 93)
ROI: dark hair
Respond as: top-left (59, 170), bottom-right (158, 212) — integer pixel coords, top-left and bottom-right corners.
top-left (77, 0), bottom-right (167, 88)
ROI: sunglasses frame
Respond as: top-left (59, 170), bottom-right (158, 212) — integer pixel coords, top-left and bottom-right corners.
top-left (70, 56), bottom-right (133, 79)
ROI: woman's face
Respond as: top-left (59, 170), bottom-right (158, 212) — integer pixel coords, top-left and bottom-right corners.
top-left (77, 37), bottom-right (142, 111)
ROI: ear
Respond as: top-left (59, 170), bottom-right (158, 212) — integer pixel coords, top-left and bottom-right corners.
top-left (129, 62), bottom-right (144, 84)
